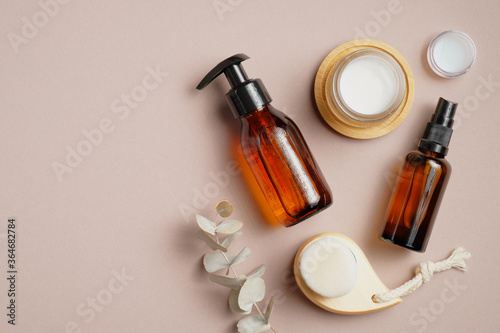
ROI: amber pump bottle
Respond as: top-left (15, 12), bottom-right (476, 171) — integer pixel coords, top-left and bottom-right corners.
top-left (197, 54), bottom-right (332, 227)
top-left (380, 98), bottom-right (457, 252)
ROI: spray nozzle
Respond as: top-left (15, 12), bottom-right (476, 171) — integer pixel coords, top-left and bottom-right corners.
top-left (418, 97), bottom-right (458, 156)
top-left (196, 53), bottom-right (272, 118)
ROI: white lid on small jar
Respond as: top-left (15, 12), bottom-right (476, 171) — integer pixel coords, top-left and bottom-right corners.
top-left (427, 30), bottom-right (476, 78)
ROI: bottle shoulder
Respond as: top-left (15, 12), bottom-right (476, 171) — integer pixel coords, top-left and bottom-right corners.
top-left (241, 106), bottom-right (296, 131)
top-left (406, 150), bottom-right (451, 172)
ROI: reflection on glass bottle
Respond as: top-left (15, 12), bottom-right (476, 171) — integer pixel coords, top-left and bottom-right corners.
top-left (241, 105), bottom-right (332, 227)
top-left (380, 98), bottom-right (457, 252)
top-left (380, 151), bottom-right (450, 251)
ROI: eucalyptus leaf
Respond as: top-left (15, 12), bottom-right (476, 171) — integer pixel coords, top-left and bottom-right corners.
top-left (229, 289), bottom-right (252, 315)
top-left (247, 265), bottom-right (266, 279)
top-left (196, 214), bottom-right (217, 235)
top-left (196, 230), bottom-right (227, 252)
top-left (209, 274), bottom-right (246, 289)
top-left (203, 252), bottom-right (236, 273)
top-left (220, 231), bottom-right (242, 249)
top-left (238, 278), bottom-right (265, 312)
top-left (237, 314), bottom-right (271, 333)
top-left (264, 296), bottom-right (275, 323)
top-left (203, 248), bottom-right (249, 273)
top-left (232, 247), bottom-right (251, 267)
top-left (216, 219), bottom-right (243, 234)
top-left (215, 200), bottom-right (233, 218)
top-left (196, 214), bottom-right (243, 235)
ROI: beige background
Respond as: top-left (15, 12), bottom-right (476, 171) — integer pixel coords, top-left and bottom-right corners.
top-left (1, 1), bottom-right (499, 332)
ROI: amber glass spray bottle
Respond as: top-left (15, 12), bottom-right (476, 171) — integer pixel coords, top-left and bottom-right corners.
top-left (197, 54), bottom-right (332, 227)
top-left (380, 98), bottom-right (457, 252)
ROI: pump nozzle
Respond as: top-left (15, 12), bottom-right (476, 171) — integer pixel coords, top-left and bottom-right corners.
top-left (196, 54), bottom-right (250, 89)
top-left (196, 53), bottom-right (272, 118)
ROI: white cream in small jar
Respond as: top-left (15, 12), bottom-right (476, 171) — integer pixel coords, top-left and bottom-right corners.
top-left (331, 49), bottom-right (406, 122)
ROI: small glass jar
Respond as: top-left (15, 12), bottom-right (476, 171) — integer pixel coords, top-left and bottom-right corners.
top-left (427, 30), bottom-right (476, 78)
top-left (326, 49), bottom-right (406, 127)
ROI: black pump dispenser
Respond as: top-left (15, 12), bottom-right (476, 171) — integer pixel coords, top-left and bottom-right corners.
top-left (418, 97), bottom-right (457, 156)
top-left (196, 53), bottom-right (333, 227)
top-left (196, 54), bottom-right (272, 118)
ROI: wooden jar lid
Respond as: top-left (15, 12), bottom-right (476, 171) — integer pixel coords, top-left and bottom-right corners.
top-left (314, 40), bottom-right (415, 139)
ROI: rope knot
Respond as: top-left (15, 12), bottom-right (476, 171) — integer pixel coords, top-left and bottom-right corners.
top-left (373, 248), bottom-right (471, 303)
top-left (415, 261), bottom-right (435, 283)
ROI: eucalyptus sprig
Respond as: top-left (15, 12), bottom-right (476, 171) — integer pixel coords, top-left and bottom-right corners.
top-left (196, 200), bottom-right (277, 333)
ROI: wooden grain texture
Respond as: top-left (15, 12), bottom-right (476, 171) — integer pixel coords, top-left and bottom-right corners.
top-left (294, 233), bottom-right (402, 315)
top-left (314, 39), bottom-right (415, 139)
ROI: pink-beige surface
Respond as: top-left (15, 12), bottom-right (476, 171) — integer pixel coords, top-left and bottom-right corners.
top-left (1, 1), bottom-right (499, 332)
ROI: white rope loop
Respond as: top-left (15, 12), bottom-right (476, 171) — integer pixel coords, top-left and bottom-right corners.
top-left (372, 247), bottom-right (471, 303)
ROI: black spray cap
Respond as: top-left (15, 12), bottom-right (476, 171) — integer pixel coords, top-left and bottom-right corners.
top-left (196, 54), bottom-right (272, 118)
top-left (418, 97), bottom-right (458, 156)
